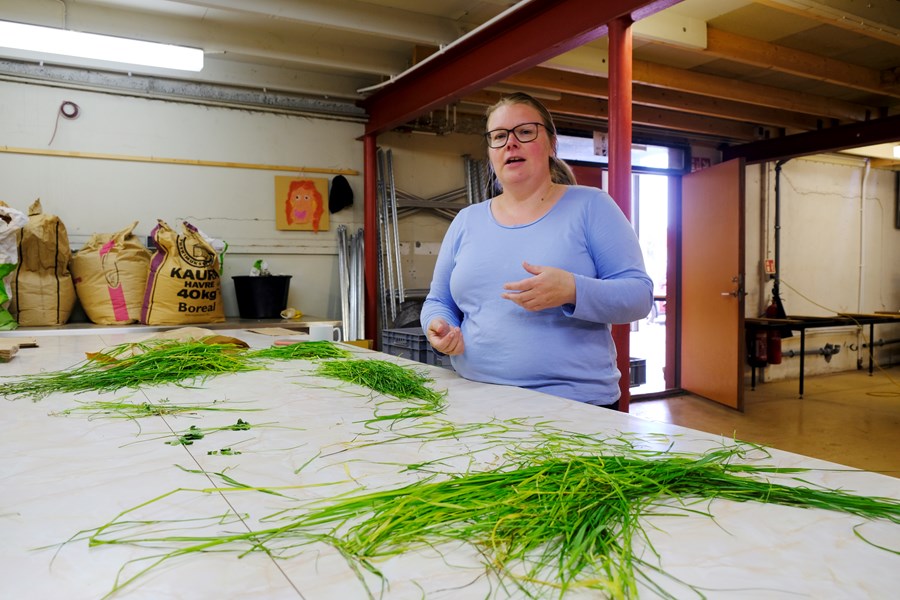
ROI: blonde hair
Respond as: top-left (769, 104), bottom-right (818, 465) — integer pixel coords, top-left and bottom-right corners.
top-left (485, 92), bottom-right (577, 186)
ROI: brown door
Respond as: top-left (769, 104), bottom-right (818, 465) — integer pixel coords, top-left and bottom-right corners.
top-left (681, 158), bottom-right (745, 410)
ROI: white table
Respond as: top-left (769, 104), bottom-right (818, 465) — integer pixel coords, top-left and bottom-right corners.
top-left (1, 328), bottom-right (898, 599)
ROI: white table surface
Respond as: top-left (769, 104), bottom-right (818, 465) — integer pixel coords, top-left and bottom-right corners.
top-left (1, 328), bottom-right (898, 599)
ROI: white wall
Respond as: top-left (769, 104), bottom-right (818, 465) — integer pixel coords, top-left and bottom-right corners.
top-left (0, 80), bottom-right (365, 321)
top-left (745, 156), bottom-right (900, 380)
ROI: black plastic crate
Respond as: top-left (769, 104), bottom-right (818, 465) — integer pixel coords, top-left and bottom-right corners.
top-left (382, 327), bottom-right (453, 369)
top-left (629, 357), bottom-right (647, 387)
top-left (383, 328), bottom-right (643, 381)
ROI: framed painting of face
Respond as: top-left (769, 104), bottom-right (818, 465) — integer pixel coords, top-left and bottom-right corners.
top-left (274, 176), bottom-right (329, 232)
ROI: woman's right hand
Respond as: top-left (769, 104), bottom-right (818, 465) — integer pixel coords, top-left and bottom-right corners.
top-left (426, 318), bottom-right (465, 356)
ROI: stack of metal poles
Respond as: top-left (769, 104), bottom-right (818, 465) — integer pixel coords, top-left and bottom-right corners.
top-left (464, 154), bottom-right (492, 204)
top-left (336, 224), bottom-right (364, 341)
top-left (376, 148), bottom-right (404, 324)
top-left (374, 151), bottom-right (491, 330)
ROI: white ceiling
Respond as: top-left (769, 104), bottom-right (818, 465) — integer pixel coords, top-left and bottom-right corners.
top-left (1, 0), bottom-right (898, 163)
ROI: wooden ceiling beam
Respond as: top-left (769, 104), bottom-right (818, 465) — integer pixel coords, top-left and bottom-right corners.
top-left (630, 102), bottom-right (770, 140)
top-left (463, 89), bottom-right (767, 141)
top-left (870, 158), bottom-right (900, 169)
top-left (630, 84), bottom-right (823, 131)
top-left (703, 27), bottom-right (898, 99)
top-left (753, 0), bottom-right (900, 46)
top-left (516, 56), bottom-right (873, 123)
top-left (631, 59), bottom-right (873, 122)
top-left (505, 67), bottom-right (825, 130)
top-left (165, 0), bottom-right (461, 45)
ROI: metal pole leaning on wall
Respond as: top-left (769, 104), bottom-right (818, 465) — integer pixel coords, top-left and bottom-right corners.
top-left (386, 149), bottom-right (405, 304)
top-left (355, 228), bottom-right (365, 339)
top-left (336, 224), bottom-right (366, 341)
top-left (337, 225), bottom-right (351, 339)
top-left (376, 148), bottom-right (396, 322)
top-left (464, 155), bottom-right (491, 204)
top-left (464, 155), bottom-right (474, 205)
top-left (363, 134), bottom-right (378, 342)
top-left (347, 226), bottom-right (358, 340)
top-left (375, 147), bottom-right (411, 326)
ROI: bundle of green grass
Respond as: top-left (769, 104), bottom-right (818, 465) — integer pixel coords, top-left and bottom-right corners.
top-left (281, 441), bottom-right (900, 597)
top-left (315, 358), bottom-right (447, 420)
top-left (0, 338), bottom-right (351, 401)
top-left (81, 429), bottom-right (900, 599)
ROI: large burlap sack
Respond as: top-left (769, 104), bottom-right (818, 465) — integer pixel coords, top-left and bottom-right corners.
top-left (71, 221), bottom-right (151, 325)
top-left (141, 220), bottom-right (225, 325)
top-left (0, 202), bottom-right (29, 330)
top-left (8, 199), bottom-right (77, 326)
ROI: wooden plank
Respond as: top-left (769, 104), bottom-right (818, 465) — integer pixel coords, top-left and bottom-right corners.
top-left (755, 0), bottom-right (900, 45)
top-left (0, 344), bottom-right (18, 362)
top-left (505, 67), bottom-right (824, 130)
top-left (0, 337), bottom-right (34, 361)
top-left (463, 89), bottom-right (765, 141)
top-left (632, 60), bottom-right (873, 122)
top-left (703, 27), bottom-right (891, 97)
top-left (0, 146), bottom-right (358, 176)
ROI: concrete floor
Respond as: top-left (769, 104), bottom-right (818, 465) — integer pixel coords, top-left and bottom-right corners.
top-left (630, 365), bottom-right (900, 478)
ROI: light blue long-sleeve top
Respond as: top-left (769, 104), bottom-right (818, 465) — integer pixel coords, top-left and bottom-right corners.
top-left (420, 185), bottom-right (653, 405)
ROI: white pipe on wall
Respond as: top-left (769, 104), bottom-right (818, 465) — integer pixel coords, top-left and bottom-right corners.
top-left (856, 158), bottom-right (870, 367)
top-left (858, 159), bottom-right (870, 313)
top-left (762, 162), bottom-right (771, 316)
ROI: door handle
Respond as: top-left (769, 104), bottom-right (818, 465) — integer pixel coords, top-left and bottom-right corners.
top-left (722, 275), bottom-right (746, 298)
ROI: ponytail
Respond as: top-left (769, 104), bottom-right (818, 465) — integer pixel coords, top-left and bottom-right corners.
top-left (550, 156), bottom-right (577, 185)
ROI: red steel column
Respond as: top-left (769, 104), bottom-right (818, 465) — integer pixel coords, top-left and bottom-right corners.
top-left (608, 15), bottom-right (634, 412)
top-left (363, 134), bottom-right (378, 342)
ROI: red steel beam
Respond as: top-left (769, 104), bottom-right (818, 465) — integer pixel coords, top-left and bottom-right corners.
top-left (360, 0), bottom-right (680, 347)
top-left (608, 16), bottom-right (635, 413)
top-left (360, 0), bottom-right (681, 136)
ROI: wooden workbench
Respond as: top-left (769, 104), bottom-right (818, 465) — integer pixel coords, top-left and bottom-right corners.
top-left (1, 328), bottom-right (898, 599)
top-left (745, 312), bottom-right (900, 397)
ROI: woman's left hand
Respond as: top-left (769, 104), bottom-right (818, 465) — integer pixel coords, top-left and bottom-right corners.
top-left (502, 261), bottom-right (576, 311)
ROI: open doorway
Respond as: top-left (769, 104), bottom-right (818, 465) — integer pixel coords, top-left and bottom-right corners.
top-left (561, 136), bottom-right (683, 398)
top-left (630, 172), bottom-right (669, 395)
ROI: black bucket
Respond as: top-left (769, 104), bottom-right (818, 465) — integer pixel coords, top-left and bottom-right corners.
top-left (232, 275), bottom-right (292, 319)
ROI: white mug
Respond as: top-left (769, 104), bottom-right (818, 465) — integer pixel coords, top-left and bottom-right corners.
top-left (308, 323), bottom-right (342, 342)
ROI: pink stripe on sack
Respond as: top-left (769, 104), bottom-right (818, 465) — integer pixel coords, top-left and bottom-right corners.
top-left (107, 284), bottom-right (130, 322)
top-left (100, 239), bottom-right (129, 321)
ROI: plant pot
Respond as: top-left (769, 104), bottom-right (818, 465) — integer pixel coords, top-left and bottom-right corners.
top-left (232, 275), bottom-right (291, 319)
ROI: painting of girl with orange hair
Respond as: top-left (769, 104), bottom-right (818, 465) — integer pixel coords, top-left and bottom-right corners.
top-left (274, 176), bottom-right (329, 232)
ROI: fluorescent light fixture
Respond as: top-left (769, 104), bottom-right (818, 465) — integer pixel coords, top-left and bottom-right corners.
top-left (894, 144), bottom-right (900, 159)
top-left (0, 20), bottom-right (203, 72)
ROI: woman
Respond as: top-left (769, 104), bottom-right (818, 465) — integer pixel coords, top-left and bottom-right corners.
top-left (420, 92), bottom-right (653, 409)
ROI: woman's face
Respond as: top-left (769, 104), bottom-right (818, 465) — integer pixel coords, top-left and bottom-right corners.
top-left (486, 102), bottom-right (552, 188)
top-left (290, 189), bottom-right (314, 222)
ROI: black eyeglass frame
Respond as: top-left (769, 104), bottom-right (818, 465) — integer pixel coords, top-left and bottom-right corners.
top-left (484, 122), bottom-right (547, 149)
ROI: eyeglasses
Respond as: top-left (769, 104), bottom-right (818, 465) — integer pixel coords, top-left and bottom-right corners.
top-left (484, 122), bottom-right (546, 148)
